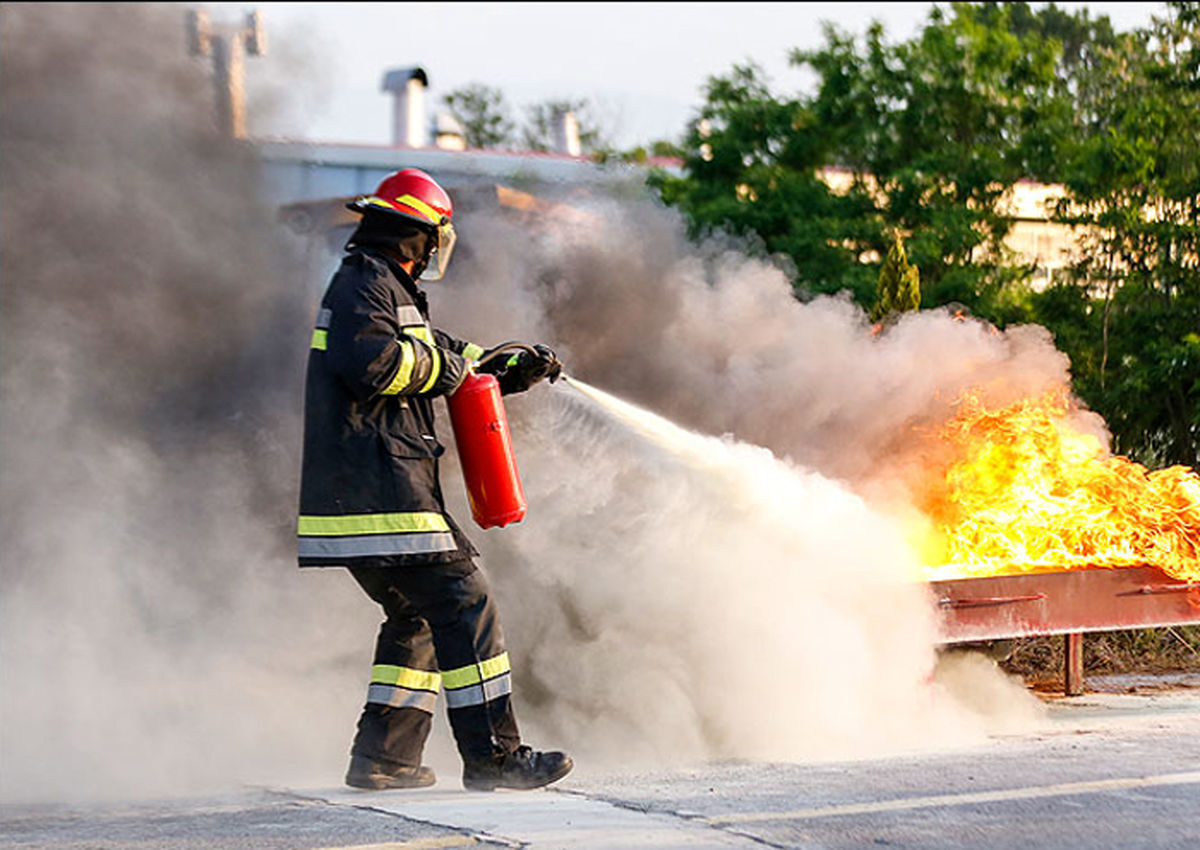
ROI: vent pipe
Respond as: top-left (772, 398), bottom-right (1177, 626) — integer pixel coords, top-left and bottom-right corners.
top-left (433, 113), bottom-right (467, 151)
top-left (186, 8), bottom-right (266, 140)
top-left (552, 107), bottom-right (582, 156)
top-left (381, 67), bottom-right (429, 148)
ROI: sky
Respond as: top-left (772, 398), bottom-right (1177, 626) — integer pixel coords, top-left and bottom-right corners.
top-left (227, 2), bottom-right (1166, 150)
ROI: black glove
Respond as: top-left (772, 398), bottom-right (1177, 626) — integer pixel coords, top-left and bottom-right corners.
top-left (480, 344), bottom-right (561, 395)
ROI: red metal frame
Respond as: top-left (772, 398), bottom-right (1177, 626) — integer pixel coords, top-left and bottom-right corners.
top-left (932, 565), bottom-right (1200, 643)
top-left (931, 565), bottom-right (1200, 693)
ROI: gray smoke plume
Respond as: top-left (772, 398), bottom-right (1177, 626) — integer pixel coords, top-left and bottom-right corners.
top-left (427, 204), bottom-right (1053, 767)
top-left (0, 3), bottom-right (366, 802)
top-left (443, 203), bottom-right (1102, 486)
top-left (2, 3), bottom-right (1046, 803)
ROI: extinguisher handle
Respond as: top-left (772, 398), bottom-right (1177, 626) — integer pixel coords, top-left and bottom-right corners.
top-left (476, 342), bottom-right (563, 383)
top-left (474, 342), bottom-right (543, 370)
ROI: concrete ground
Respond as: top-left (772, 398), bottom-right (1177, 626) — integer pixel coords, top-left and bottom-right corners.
top-left (4, 674), bottom-right (1199, 850)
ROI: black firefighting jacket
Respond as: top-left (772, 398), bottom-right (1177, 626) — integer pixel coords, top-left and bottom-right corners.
top-left (298, 248), bottom-right (486, 568)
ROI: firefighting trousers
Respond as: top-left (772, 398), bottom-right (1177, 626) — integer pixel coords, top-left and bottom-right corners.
top-left (347, 560), bottom-right (521, 768)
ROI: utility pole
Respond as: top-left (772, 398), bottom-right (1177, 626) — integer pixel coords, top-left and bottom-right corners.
top-left (185, 8), bottom-right (266, 140)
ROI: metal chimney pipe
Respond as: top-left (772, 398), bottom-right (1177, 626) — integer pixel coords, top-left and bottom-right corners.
top-left (185, 7), bottom-right (265, 141)
top-left (381, 67), bottom-right (429, 148)
top-left (552, 108), bottom-right (582, 156)
top-left (211, 33), bottom-right (245, 139)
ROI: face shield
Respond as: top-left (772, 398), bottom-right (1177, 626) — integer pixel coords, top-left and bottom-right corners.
top-left (420, 220), bottom-right (457, 281)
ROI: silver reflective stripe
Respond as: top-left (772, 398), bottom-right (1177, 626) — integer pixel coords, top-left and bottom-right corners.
top-left (367, 683), bottom-right (438, 714)
top-left (397, 305), bottom-right (424, 326)
top-left (444, 672), bottom-right (512, 709)
top-left (298, 532), bottom-right (458, 558)
top-left (316, 308), bottom-right (333, 329)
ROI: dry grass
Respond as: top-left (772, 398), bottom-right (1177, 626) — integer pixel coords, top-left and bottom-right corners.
top-left (994, 626), bottom-right (1200, 684)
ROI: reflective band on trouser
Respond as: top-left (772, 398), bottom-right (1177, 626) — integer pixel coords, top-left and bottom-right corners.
top-left (366, 684), bottom-right (438, 713)
top-left (297, 512), bottom-right (458, 559)
top-left (366, 664), bottom-right (441, 714)
top-left (462, 342), bottom-right (485, 362)
top-left (381, 340), bottom-right (417, 395)
top-left (444, 672), bottom-right (512, 708)
top-left (372, 663), bottom-right (441, 691)
top-left (441, 652), bottom-right (512, 709)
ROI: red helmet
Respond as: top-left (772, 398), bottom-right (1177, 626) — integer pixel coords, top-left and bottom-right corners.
top-left (348, 168), bottom-right (458, 280)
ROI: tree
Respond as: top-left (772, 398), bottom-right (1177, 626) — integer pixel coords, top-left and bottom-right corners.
top-left (654, 4), bottom-right (1090, 314)
top-left (650, 62), bottom-right (880, 302)
top-left (1034, 2), bottom-right (1200, 467)
top-left (652, 2), bottom-right (1199, 465)
top-left (442, 83), bottom-right (514, 148)
top-left (871, 233), bottom-right (921, 322)
top-left (521, 98), bottom-right (606, 153)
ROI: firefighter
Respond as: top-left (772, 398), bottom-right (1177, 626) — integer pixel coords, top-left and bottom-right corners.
top-left (298, 168), bottom-right (571, 791)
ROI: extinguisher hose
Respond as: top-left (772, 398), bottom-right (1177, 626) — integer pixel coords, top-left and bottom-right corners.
top-left (473, 341), bottom-right (544, 370)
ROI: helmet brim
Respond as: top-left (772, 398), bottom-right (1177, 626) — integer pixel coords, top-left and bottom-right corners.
top-left (346, 198), bottom-right (436, 228)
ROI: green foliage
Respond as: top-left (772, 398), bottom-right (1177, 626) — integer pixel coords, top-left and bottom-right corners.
top-left (596, 137), bottom-right (685, 166)
top-left (654, 5), bottom-right (1090, 309)
top-left (442, 86), bottom-right (617, 157)
top-left (871, 233), bottom-right (921, 322)
top-left (648, 62), bottom-right (880, 300)
top-left (521, 99), bottom-right (606, 154)
top-left (442, 83), bottom-right (514, 148)
top-left (1039, 1), bottom-right (1200, 467)
top-left (652, 1), bottom-right (1200, 467)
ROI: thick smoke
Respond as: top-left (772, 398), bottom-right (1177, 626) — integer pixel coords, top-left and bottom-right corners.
top-left (429, 205), bottom-right (1053, 766)
top-left (0, 4), bottom-right (366, 802)
top-left (2, 4), bottom-right (1045, 803)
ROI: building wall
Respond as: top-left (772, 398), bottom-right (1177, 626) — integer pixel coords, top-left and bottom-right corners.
top-left (259, 142), bottom-right (1084, 292)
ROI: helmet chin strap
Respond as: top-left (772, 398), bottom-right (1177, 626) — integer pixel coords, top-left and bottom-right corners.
top-left (410, 242), bottom-right (433, 280)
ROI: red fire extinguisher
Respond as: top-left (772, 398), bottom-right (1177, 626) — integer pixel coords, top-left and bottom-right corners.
top-left (448, 344), bottom-right (549, 529)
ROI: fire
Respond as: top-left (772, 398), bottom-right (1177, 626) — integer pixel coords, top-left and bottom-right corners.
top-left (919, 389), bottom-right (1200, 583)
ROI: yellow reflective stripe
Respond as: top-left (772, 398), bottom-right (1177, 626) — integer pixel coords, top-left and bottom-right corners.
top-left (406, 325), bottom-right (434, 344)
top-left (311, 329), bottom-right (328, 351)
top-left (364, 197), bottom-right (393, 209)
top-left (298, 512), bottom-right (450, 536)
top-left (463, 342), bottom-right (485, 361)
top-left (442, 652), bottom-right (511, 690)
top-left (381, 340), bottom-right (416, 395)
top-left (478, 651), bottom-right (511, 681)
top-left (420, 346), bottom-right (442, 393)
top-left (371, 664), bottom-right (441, 692)
top-left (395, 193), bottom-right (442, 225)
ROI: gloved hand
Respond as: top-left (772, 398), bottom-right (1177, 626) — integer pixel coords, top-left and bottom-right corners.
top-left (479, 344), bottom-right (562, 395)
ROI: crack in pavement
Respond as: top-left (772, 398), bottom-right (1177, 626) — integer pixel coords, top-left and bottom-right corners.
top-left (268, 788), bottom-right (522, 849)
top-left (548, 787), bottom-right (788, 849)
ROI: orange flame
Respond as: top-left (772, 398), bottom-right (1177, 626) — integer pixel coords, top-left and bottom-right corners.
top-left (919, 390), bottom-right (1200, 583)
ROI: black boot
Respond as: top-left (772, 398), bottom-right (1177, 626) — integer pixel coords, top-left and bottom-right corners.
top-left (462, 745), bottom-right (573, 791)
top-left (345, 754), bottom-right (436, 790)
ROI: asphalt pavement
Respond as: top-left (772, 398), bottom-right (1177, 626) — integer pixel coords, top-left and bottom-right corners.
top-left (4, 674), bottom-right (1199, 849)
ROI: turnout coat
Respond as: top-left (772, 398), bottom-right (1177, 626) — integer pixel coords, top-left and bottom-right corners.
top-left (298, 248), bottom-right (486, 567)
